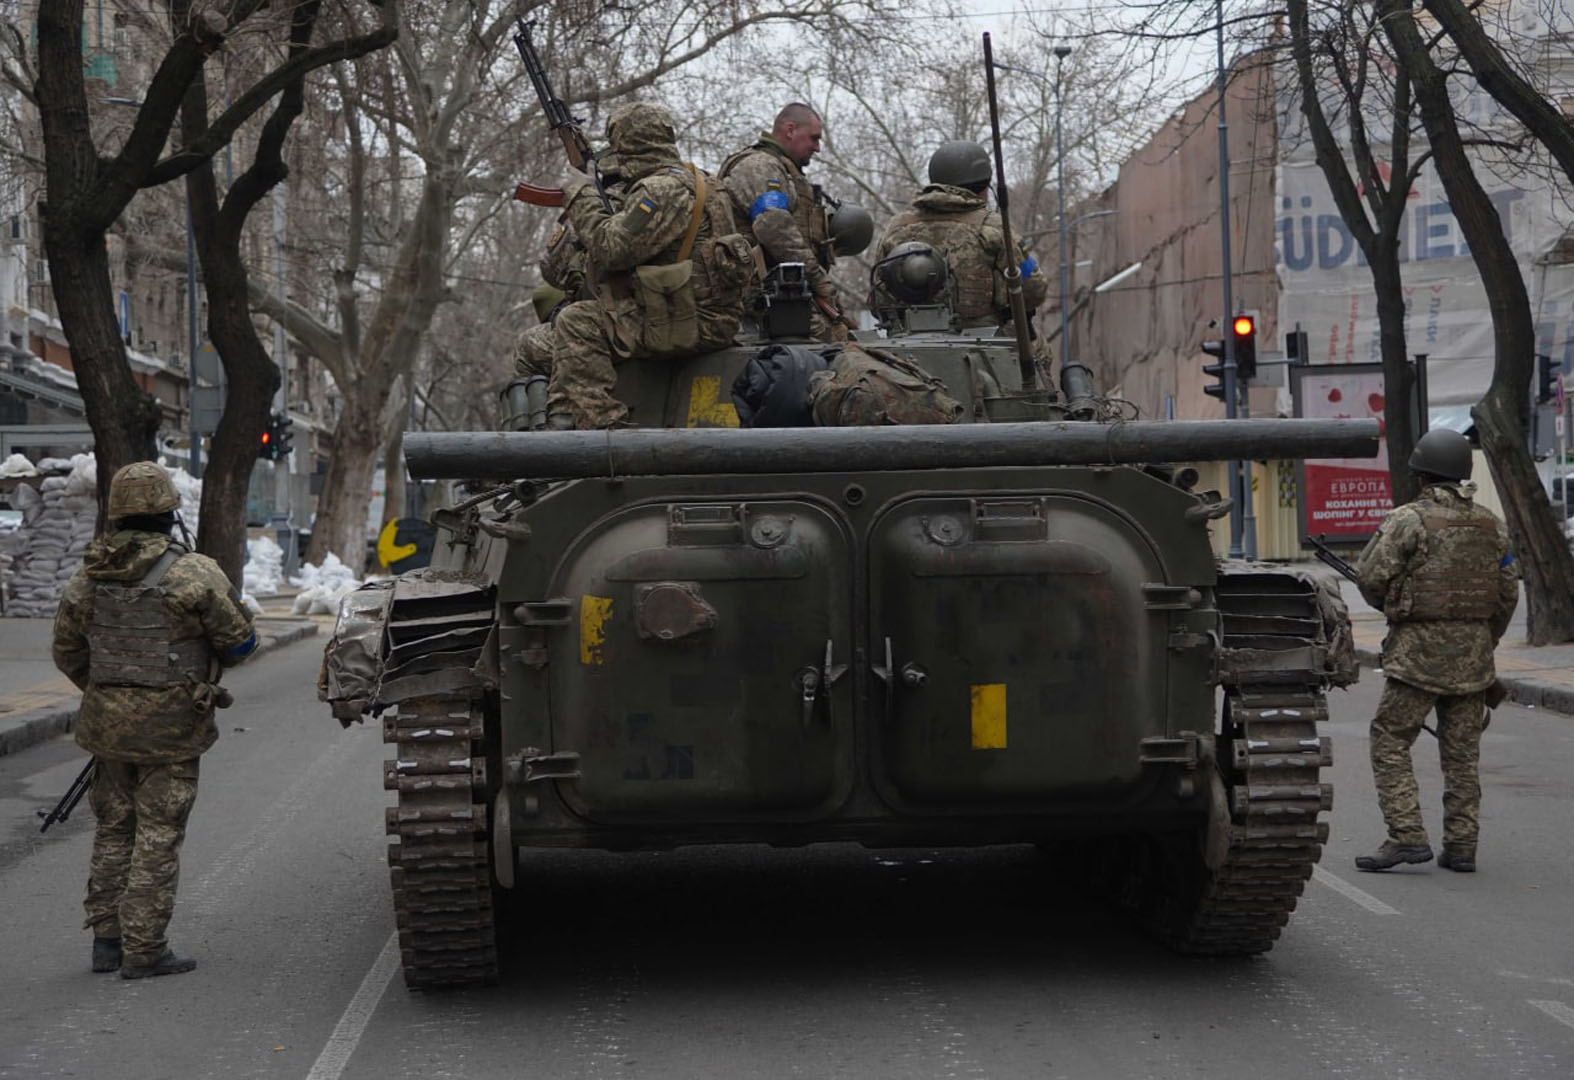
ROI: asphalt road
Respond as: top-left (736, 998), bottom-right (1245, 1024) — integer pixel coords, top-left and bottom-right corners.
top-left (1, 638), bottom-right (1571, 1080)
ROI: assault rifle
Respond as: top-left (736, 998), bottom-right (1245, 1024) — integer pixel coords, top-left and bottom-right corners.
top-left (513, 17), bottom-right (614, 214)
top-left (1307, 534), bottom-right (1507, 723)
top-left (38, 757), bottom-right (96, 833)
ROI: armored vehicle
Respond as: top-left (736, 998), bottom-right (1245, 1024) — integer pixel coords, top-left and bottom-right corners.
top-left (322, 272), bottom-right (1374, 988)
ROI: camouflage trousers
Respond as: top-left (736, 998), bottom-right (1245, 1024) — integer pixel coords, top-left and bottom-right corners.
top-left (1370, 677), bottom-right (1485, 853)
top-left (512, 322), bottom-right (556, 379)
top-left (550, 300), bottom-right (738, 429)
top-left (84, 757), bottom-right (200, 965)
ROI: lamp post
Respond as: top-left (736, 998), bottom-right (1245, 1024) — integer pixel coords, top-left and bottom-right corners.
top-left (1054, 45), bottom-right (1073, 367)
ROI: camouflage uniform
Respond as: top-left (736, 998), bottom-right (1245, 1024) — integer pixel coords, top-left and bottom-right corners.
top-left (550, 103), bottom-right (751, 428)
top-left (875, 184), bottom-right (1047, 328)
top-left (513, 187), bottom-right (620, 389)
top-left (718, 134), bottom-right (843, 341)
top-left (1356, 482), bottom-right (1518, 857)
top-left (53, 510), bottom-right (256, 970)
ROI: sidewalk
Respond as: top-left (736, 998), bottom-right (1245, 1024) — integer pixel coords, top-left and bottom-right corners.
top-left (1329, 571), bottom-right (1574, 715)
top-left (0, 595), bottom-right (320, 757)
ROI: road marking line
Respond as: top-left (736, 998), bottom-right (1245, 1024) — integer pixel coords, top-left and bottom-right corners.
top-left (1499, 971), bottom-right (1574, 988)
top-left (1528, 1000), bottom-right (1574, 1031)
top-left (1311, 864), bottom-right (1401, 915)
top-left (305, 932), bottom-right (400, 1080)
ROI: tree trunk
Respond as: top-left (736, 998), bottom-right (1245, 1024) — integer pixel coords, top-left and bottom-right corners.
top-left (307, 389), bottom-right (382, 575)
top-left (1371, 259), bottom-right (1420, 506)
top-left (1380, 0), bottom-right (1574, 644)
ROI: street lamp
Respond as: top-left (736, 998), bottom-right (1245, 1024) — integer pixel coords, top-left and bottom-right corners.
top-left (104, 97), bottom-right (200, 478)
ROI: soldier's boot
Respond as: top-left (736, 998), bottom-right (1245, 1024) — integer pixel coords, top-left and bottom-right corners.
top-left (91, 937), bottom-right (122, 973)
top-left (1354, 839), bottom-right (1434, 872)
top-left (120, 950), bottom-right (197, 980)
top-left (1437, 848), bottom-right (1476, 873)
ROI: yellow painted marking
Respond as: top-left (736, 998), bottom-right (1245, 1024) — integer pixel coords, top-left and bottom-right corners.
top-left (580, 595), bottom-right (613, 666)
top-left (685, 375), bottom-right (740, 428)
top-left (970, 683), bottom-right (1007, 749)
top-left (376, 518), bottom-right (417, 568)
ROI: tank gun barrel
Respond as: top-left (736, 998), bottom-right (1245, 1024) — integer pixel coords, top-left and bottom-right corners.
top-left (405, 418), bottom-right (1379, 481)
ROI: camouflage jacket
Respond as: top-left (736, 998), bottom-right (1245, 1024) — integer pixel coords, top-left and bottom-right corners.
top-left (53, 531), bottom-right (257, 764)
top-left (875, 185), bottom-right (1046, 326)
top-left (1356, 483), bottom-right (1518, 694)
top-left (718, 134), bottom-right (832, 294)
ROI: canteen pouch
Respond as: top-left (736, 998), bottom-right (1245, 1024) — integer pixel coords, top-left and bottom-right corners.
top-left (633, 259), bottom-right (699, 355)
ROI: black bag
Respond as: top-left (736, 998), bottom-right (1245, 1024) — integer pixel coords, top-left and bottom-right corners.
top-left (730, 344), bottom-right (831, 427)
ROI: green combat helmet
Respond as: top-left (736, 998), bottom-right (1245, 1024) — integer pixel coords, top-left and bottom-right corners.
top-left (1408, 428), bottom-right (1473, 481)
top-left (827, 203), bottom-right (874, 257)
top-left (928, 140), bottom-right (992, 189)
top-left (878, 241), bottom-right (949, 304)
top-left (107, 461), bottom-right (180, 521)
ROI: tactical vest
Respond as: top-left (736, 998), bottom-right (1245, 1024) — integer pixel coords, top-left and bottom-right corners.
top-left (879, 206), bottom-right (999, 323)
top-left (717, 145), bottom-right (829, 267)
top-left (1389, 500), bottom-right (1504, 622)
top-left (87, 545), bottom-right (213, 688)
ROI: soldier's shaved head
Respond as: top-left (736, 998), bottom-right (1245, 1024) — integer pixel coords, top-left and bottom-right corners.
top-left (773, 102), bottom-right (821, 132)
top-left (772, 103), bottom-right (823, 168)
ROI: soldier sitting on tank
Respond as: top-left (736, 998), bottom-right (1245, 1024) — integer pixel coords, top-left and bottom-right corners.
top-left (719, 103), bottom-right (860, 341)
top-left (874, 140), bottom-right (1046, 334)
top-left (546, 102), bottom-right (756, 430)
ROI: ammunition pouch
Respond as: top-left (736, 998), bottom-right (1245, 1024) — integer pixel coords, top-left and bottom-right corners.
top-left (633, 259), bottom-right (699, 355)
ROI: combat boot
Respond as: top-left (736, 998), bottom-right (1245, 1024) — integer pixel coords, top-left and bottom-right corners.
top-left (1354, 839), bottom-right (1434, 871)
top-left (1438, 848), bottom-right (1476, 873)
top-left (120, 950), bottom-right (197, 980)
top-left (91, 937), bottom-right (122, 973)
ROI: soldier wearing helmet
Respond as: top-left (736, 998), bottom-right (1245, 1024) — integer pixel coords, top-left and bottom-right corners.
top-left (873, 140), bottom-right (1047, 331)
top-left (719, 103), bottom-right (857, 341)
top-left (1352, 428), bottom-right (1519, 875)
top-left (547, 102), bottom-right (755, 429)
top-left (51, 461), bottom-right (257, 978)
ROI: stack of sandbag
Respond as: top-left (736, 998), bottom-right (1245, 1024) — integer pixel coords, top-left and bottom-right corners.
top-left (2, 454), bottom-right (98, 617)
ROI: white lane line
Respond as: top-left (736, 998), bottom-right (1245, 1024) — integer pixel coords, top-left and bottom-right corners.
top-left (1499, 971), bottom-right (1574, 988)
top-left (1311, 864), bottom-right (1402, 915)
top-left (305, 932), bottom-right (400, 1080)
top-left (1528, 1000), bottom-right (1574, 1031)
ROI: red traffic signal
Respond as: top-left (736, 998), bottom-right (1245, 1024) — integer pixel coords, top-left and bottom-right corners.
top-left (1232, 315), bottom-right (1254, 337)
top-left (1231, 314), bottom-right (1257, 381)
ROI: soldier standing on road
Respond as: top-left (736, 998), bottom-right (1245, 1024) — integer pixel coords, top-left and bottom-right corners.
top-left (547, 102), bottom-right (753, 429)
top-left (51, 461), bottom-right (257, 977)
top-left (718, 102), bottom-right (853, 341)
top-left (874, 140), bottom-right (1047, 331)
top-left (1353, 429), bottom-right (1519, 874)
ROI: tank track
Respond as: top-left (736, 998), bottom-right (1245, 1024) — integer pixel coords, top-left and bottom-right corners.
top-left (1150, 571), bottom-right (1334, 955)
top-left (383, 693), bottom-right (498, 989)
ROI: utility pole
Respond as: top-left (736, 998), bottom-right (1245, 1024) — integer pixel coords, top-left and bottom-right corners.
top-left (1215, 0), bottom-right (1246, 558)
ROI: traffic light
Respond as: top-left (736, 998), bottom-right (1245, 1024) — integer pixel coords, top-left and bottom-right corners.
top-left (1537, 354), bottom-right (1562, 404)
top-left (1232, 314), bottom-right (1257, 381)
top-left (1201, 338), bottom-right (1227, 400)
top-left (272, 413), bottom-right (294, 458)
top-left (1286, 328), bottom-right (1309, 365)
top-left (258, 423), bottom-right (275, 461)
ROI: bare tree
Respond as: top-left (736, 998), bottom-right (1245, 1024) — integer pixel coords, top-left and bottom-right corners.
top-left (31, 0), bottom-right (391, 552)
top-left (1286, 0), bottom-right (1429, 504)
top-left (1378, 0), bottom-right (1574, 643)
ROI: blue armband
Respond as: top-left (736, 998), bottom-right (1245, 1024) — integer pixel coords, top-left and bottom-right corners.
top-left (1020, 255), bottom-right (1038, 277)
top-left (1500, 552), bottom-right (1515, 568)
top-left (225, 632), bottom-right (258, 660)
top-left (749, 190), bottom-right (791, 221)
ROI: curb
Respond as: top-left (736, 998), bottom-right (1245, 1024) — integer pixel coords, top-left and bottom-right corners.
top-left (0, 619), bottom-right (319, 759)
top-left (1353, 645), bottom-right (1574, 716)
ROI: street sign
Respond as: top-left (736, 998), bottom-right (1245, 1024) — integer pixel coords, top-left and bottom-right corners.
top-left (1557, 412), bottom-right (1566, 438)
